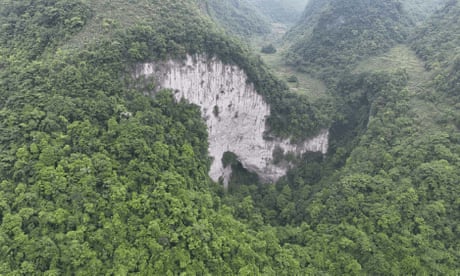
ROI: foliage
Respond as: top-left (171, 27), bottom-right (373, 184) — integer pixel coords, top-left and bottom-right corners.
top-left (111, 0), bottom-right (331, 140)
top-left (286, 0), bottom-right (411, 80)
top-left (1, 0), bottom-right (459, 274)
top-left (225, 71), bottom-right (460, 274)
top-left (0, 0), bottom-right (92, 59)
top-left (411, 0), bottom-right (460, 97)
top-left (403, 0), bottom-right (447, 24)
top-left (261, 44), bottom-right (277, 54)
top-left (224, 0), bottom-right (460, 274)
top-left (0, 0), bottom-right (322, 274)
top-left (203, 0), bottom-right (270, 37)
top-left (247, 0), bottom-right (309, 25)
top-left (286, 75), bottom-right (298, 83)
top-left (411, 0), bottom-right (460, 68)
top-left (222, 151), bottom-right (238, 168)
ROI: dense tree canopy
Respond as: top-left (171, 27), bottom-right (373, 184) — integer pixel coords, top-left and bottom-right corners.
top-left (286, 0), bottom-right (411, 80)
top-left (203, 0), bottom-right (270, 37)
top-left (411, 0), bottom-right (460, 96)
top-left (0, 0), bottom-right (320, 274)
top-left (221, 0), bottom-right (460, 274)
top-left (0, 0), bottom-right (459, 274)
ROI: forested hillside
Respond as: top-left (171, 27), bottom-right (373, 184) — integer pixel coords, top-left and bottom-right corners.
top-left (0, 0), bottom-right (325, 274)
top-left (247, 0), bottom-right (310, 25)
top-left (411, 0), bottom-right (460, 98)
top-left (202, 0), bottom-right (270, 37)
top-left (0, 0), bottom-right (459, 275)
top-left (403, 0), bottom-right (447, 24)
top-left (283, 0), bottom-right (328, 44)
top-left (286, 0), bottom-right (411, 80)
top-left (226, 70), bottom-right (460, 274)
top-left (221, 0), bottom-right (460, 274)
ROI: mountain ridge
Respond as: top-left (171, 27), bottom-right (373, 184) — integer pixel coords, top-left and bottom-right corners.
top-left (285, 0), bottom-right (412, 80)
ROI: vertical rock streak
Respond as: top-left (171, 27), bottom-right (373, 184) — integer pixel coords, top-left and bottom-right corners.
top-left (136, 55), bottom-right (328, 185)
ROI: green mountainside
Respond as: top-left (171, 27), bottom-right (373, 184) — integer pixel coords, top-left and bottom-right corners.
top-left (247, 0), bottom-right (310, 25)
top-left (286, 0), bottom-right (412, 80)
top-left (403, 0), bottom-right (448, 24)
top-left (222, 0), bottom-right (460, 274)
top-left (410, 0), bottom-right (460, 135)
top-left (0, 0), bottom-right (325, 274)
top-left (411, 0), bottom-right (460, 96)
top-left (0, 0), bottom-right (459, 274)
top-left (203, 0), bottom-right (270, 37)
top-left (283, 0), bottom-right (329, 44)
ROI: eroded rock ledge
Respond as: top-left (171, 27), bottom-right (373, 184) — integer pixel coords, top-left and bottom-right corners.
top-left (134, 55), bottom-right (328, 186)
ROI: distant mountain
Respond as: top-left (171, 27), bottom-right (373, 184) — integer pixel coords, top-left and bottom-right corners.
top-left (287, 0), bottom-right (329, 35)
top-left (411, 0), bottom-right (460, 97)
top-left (203, 0), bottom-right (270, 36)
top-left (403, 0), bottom-right (448, 24)
top-left (285, 0), bottom-right (412, 77)
top-left (412, 0), bottom-right (460, 69)
top-left (247, 0), bottom-right (310, 25)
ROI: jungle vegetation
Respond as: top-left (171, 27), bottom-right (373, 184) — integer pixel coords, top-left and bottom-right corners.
top-left (0, 0), bottom-right (459, 274)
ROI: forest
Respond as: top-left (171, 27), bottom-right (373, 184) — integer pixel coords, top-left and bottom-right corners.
top-left (0, 0), bottom-right (459, 274)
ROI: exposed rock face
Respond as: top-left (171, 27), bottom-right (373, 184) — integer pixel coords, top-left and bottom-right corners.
top-left (134, 55), bottom-right (328, 186)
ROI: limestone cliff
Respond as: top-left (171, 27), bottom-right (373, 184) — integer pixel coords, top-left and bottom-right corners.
top-left (134, 55), bottom-right (328, 186)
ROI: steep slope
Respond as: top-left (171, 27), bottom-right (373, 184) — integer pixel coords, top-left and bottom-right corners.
top-left (286, 0), bottom-right (411, 79)
top-left (290, 72), bottom-right (460, 274)
top-left (410, 0), bottom-right (460, 130)
top-left (411, 0), bottom-right (460, 91)
top-left (3, 0), bottom-right (330, 182)
top-left (2, 0), bottom-right (459, 274)
top-left (202, 0), bottom-right (270, 37)
top-left (354, 45), bottom-right (431, 94)
top-left (403, 0), bottom-right (448, 24)
top-left (283, 0), bottom-right (329, 44)
top-left (0, 0), bottom-right (92, 58)
top-left (0, 0), bottom-right (328, 274)
top-left (226, 68), bottom-right (460, 274)
top-left (247, 0), bottom-right (310, 25)
top-left (223, 0), bottom-right (460, 274)
top-left (134, 56), bottom-right (328, 185)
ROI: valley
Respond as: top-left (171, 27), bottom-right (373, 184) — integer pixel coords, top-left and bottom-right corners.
top-left (0, 0), bottom-right (458, 274)
top-left (251, 24), bottom-right (329, 100)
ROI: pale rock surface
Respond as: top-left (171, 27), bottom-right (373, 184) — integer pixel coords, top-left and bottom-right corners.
top-left (134, 55), bottom-right (328, 186)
